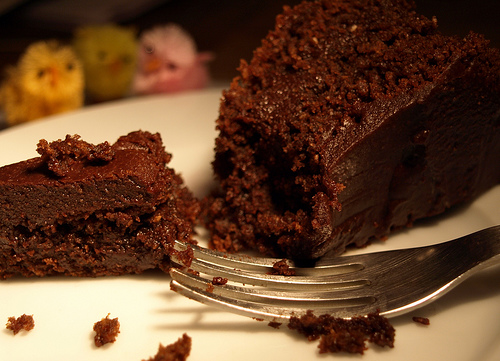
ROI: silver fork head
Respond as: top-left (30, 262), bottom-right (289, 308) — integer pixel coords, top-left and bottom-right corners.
top-left (170, 241), bottom-right (373, 321)
top-left (169, 226), bottom-right (500, 322)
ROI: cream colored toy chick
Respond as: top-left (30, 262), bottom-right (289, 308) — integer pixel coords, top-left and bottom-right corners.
top-left (0, 40), bottom-right (84, 126)
top-left (73, 24), bottom-right (137, 102)
top-left (132, 24), bottom-right (213, 95)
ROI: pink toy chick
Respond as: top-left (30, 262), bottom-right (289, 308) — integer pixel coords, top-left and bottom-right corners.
top-left (132, 24), bottom-right (213, 95)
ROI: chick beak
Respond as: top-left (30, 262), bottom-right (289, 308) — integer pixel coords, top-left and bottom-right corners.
top-left (145, 57), bottom-right (161, 73)
top-left (49, 67), bottom-right (59, 87)
top-left (109, 59), bottom-right (123, 75)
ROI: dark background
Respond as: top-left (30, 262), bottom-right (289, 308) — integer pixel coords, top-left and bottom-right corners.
top-left (1, 0), bottom-right (499, 83)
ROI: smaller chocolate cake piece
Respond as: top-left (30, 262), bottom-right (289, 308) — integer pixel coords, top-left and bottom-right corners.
top-left (0, 130), bottom-right (199, 279)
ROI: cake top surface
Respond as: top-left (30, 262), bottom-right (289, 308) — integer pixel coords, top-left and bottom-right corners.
top-left (0, 130), bottom-right (177, 229)
top-left (216, 0), bottom-right (500, 199)
top-left (0, 130), bottom-right (171, 186)
top-left (36, 134), bottom-right (116, 177)
top-left (220, 0), bottom-right (498, 151)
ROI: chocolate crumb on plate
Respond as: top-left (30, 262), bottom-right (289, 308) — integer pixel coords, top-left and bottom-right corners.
top-left (288, 310), bottom-right (395, 354)
top-left (143, 333), bottom-right (192, 361)
top-left (6, 314), bottom-right (35, 335)
top-left (412, 316), bottom-right (430, 325)
top-left (93, 313), bottom-right (120, 347)
top-left (268, 321), bottom-right (282, 329)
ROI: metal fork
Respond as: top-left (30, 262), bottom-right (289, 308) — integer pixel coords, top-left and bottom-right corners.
top-left (169, 225), bottom-right (500, 322)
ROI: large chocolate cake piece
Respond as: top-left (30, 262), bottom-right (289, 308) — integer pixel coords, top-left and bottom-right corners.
top-left (0, 130), bottom-right (199, 278)
top-left (204, 0), bottom-right (500, 260)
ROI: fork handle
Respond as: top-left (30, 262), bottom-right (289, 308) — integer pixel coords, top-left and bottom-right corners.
top-left (444, 225), bottom-right (500, 274)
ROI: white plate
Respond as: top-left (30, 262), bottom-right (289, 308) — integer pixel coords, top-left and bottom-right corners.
top-left (1, 88), bottom-right (499, 361)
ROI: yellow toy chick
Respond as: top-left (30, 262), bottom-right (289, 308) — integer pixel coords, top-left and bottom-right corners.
top-left (73, 24), bottom-right (137, 102)
top-left (0, 40), bottom-right (84, 126)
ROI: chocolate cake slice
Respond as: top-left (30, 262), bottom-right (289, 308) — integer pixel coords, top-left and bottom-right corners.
top-left (204, 0), bottom-right (500, 260)
top-left (0, 130), bottom-right (199, 278)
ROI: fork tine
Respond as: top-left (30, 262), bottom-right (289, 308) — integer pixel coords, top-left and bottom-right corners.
top-left (170, 267), bottom-right (374, 302)
top-left (171, 240), bottom-right (364, 280)
top-left (180, 260), bottom-right (368, 291)
top-left (172, 239), bottom-right (289, 270)
top-left (169, 241), bottom-right (377, 320)
top-left (170, 268), bottom-right (376, 321)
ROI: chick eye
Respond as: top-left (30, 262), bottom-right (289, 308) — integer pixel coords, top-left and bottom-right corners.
top-left (144, 44), bottom-right (154, 54)
top-left (67, 62), bottom-right (74, 71)
top-left (98, 51), bottom-right (107, 61)
top-left (37, 69), bottom-right (45, 78)
top-left (122, 55), bottom-right (132, 64)
top-left (166, 62), bottom-right (178, 71)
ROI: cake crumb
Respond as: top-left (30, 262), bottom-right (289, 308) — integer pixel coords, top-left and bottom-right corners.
top-left (37, 134), bottom-right (115, 177)
top-left (212, 276), bottom-right (228, 285)
top-left (6, 314), bottom-right (35, 335)
top-left (288, 310), bottom-right (395, 354)
top-left (268, 321), bottom-right (282, 329)
top-left (171, 247), bottom-right (194, 268)
top-left (269, 259), bottom-right (296, 276)
top-left (93, 314), bottom-right (120, 347)
top-left (412, 316), bottom-right (430, 325)
top-left (143, 333), bottom-right (192, 361)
